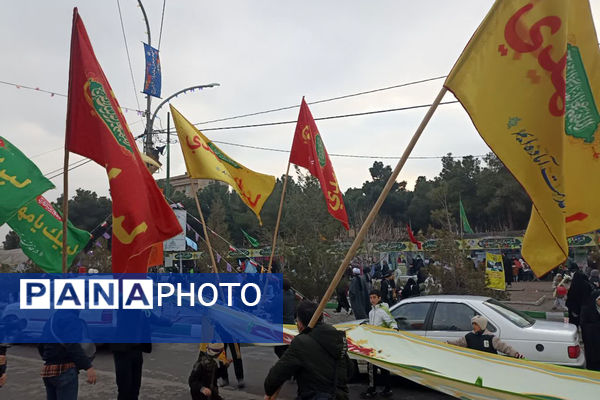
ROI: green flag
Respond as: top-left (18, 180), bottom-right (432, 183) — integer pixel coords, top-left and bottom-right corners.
top-left (7, 196), bottom-right (90, 273)
top-left (0, 136), bottom-right (55, 224)
top-left (241, 229), bottom-right (259, 248)
top-left (459, 198), bottom-right (474, 234)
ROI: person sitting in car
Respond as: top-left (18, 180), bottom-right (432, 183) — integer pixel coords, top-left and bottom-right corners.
top-left (447, 315), bottom-right (524, 358)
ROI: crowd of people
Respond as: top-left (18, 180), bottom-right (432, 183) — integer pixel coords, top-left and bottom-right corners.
top-left (1, 256), bottom-right (599, 399)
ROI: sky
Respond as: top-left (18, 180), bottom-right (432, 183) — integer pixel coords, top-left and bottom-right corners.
top-left (2, 1), bottom-right (600, 239)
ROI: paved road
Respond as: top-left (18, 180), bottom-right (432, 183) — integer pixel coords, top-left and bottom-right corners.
top-left (3, 344), bottom-right (451, 399)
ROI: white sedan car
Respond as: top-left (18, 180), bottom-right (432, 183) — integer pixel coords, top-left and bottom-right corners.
top-left (347, 295), bottom-right (584, 367)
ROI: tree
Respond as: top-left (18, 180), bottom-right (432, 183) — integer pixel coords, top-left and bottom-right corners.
top-left (2, 230), bottom-right (20, 250)
top-left (54, 189), bottom-right (112, 232)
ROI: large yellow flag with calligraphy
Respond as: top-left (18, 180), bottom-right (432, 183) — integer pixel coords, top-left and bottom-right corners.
top-left (445, 0), bottom-right (600, 276)
top-left (170, 105), bottom-right (276, 224)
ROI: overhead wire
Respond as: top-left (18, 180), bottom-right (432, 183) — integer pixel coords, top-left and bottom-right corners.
top-left (0, 80), bottom-right (145, 115)
top-left (192, 100), bottom-right (460, 132)
top-left (210, 140), bottom-right (487, 160)
top-left (116, 0), bottom-right (144, 126)
top-left (193, 75), bottom-right (448, 126)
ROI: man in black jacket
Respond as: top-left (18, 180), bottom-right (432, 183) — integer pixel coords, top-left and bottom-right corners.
top-left (275, 278), bottom-right (297, 359)
top-left (580, 290), bottom-right (600, 371)
top-left (111, 309), bottom-right (172, 400)
top-left (38, 310), bottom-right (96, 400)
top-left (264, 300), bottom-right (349, 400)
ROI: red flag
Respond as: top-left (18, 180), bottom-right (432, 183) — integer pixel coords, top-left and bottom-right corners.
top-left (65, 8), bottom-right (181, 273)
top-left (406, 224), bottom-right (422, 250)
top-left (289, 98), bottom-right (349, 230)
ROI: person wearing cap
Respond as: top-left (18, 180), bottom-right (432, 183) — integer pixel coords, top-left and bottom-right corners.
top-left (448, 316), bottom-right (524, 358)
top-left (264, 300), bottom-right (350, 400)
top-left (580, 290), bottom-right (600, 371)
top-left (189, 343), bottom-right (225, 400)
top-left (349, 268), bottom-right (369, 320)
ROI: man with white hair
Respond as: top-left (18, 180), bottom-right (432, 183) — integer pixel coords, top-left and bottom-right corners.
top-left (448, 316), bottom-right (524, 358)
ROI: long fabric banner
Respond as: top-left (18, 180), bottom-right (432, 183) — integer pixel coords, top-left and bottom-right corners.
top-left (0, 136), bottom-right (54, 225)
top-left (274, 324), bottom-right (599, 400)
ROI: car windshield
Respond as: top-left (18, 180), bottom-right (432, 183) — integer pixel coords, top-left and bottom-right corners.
top-left (484, 299), bottom-right (535, 328)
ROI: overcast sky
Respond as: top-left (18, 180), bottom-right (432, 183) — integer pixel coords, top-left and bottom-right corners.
top-left (2, 1), bottom-right (600, 238)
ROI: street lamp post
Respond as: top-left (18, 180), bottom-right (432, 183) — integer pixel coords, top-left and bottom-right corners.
top-left (137, 0), bottom-right (154, 156)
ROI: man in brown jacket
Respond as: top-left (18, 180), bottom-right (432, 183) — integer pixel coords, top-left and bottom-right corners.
top-left (448, 316), bottom-right (524, 358)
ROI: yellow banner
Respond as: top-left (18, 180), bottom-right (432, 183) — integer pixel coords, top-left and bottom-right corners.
top-left (485, 252), bottom-right (506, 290)
top-left (445, 0), bottom-right (600, 276)
top-left (170, 105), bottom-right (276, 224)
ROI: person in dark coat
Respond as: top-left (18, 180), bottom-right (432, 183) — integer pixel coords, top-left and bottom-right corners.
top-left (566, 269), bottom-right (594, 326)
top-left (401, 278), bottom-right (420, 300)
top-left (189, 343), bottom-right (224, 400)
top-left (580, 290), bottom-right (600, 371)
top-left (503, 254), bottom-right (513, 287)
top-left (335, 272), bottom-right (351, 314)
top-left (380, 271), bottom-right (397, 306)
top-left (264, 301), bottom-right (350, 400)
top-left (38, 310), bottom-right (97, 400)
top-left (275, 278), bottom-right (298, 359)
top-left (111, 310), bottom-right (172, 400)
top-left (349, 268), bottom-right (369, 320)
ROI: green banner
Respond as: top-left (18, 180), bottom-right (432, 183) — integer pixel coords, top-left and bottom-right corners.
top-left (7, 196), bottom-right (90, 273)
top-left (459, 198), bottom-right (474, 234)
top-left (0, 137), bottom-right (55, 224)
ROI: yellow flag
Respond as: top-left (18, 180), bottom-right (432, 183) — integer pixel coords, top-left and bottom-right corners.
top-left (445, 0), bottom-right (600, 276)
top-left (170, 105), bottom-right (276, 224)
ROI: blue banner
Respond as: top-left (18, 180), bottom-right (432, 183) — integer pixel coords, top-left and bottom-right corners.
top-left (0, 273), bottom-right (283, 343)
top-left (142, 43), bottom-right (161, 98)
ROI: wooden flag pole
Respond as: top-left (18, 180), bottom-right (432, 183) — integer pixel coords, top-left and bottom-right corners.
top-left (62, 148), bottom-right (69, 273)
top-left (267, 161), bottom-right (292, 273)
top-left (191, 179), bottom-right (218, 273)
top-left (308, 87), bottom-right (448, 328)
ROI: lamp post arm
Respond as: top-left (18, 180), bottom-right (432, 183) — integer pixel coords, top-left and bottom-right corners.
top-left (149, 83), bottom-right (220, 133)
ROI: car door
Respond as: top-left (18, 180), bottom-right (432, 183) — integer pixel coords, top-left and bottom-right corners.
top-left (390, 301), bottom-right (433, 337)
top-left (426, 302), bottom-right (492, 343)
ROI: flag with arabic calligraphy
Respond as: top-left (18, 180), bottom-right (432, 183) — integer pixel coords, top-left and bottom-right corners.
top-left (65, 8), bottom-right (181, 273)
top-left (444, 0), bottom-right (600, 276)
top-left (7, 196), bottom-right (90, 273)
top-left (0, 137), bottom-right (54, 225)
top-left (170, 105), bottom-right (276, 224)
top-left (289, 98), bottom-right (349, 230)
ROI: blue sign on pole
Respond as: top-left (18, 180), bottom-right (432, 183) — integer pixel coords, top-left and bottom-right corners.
top-left (142, 43), bottom-right (161, 98)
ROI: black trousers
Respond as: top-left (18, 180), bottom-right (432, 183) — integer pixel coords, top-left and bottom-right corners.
top-left (218, 343), bottom-right (244, 381)
top-left (336, 291), bottom-right (350, 312)
top-left (113, 350), bottom-right (144, 400)
top-left (367, 362), bottom-right (391, 391)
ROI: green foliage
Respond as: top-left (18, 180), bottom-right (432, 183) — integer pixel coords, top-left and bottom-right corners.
top-left (427, 229), bottom-right (509, 300)
top-left (54, 189), bottom-right (112, 232)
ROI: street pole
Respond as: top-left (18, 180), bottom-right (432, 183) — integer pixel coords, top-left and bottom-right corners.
top-left (137, 0), bottom-right (153, 156)
top-left (166, 111), bottom-right (171, 198)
